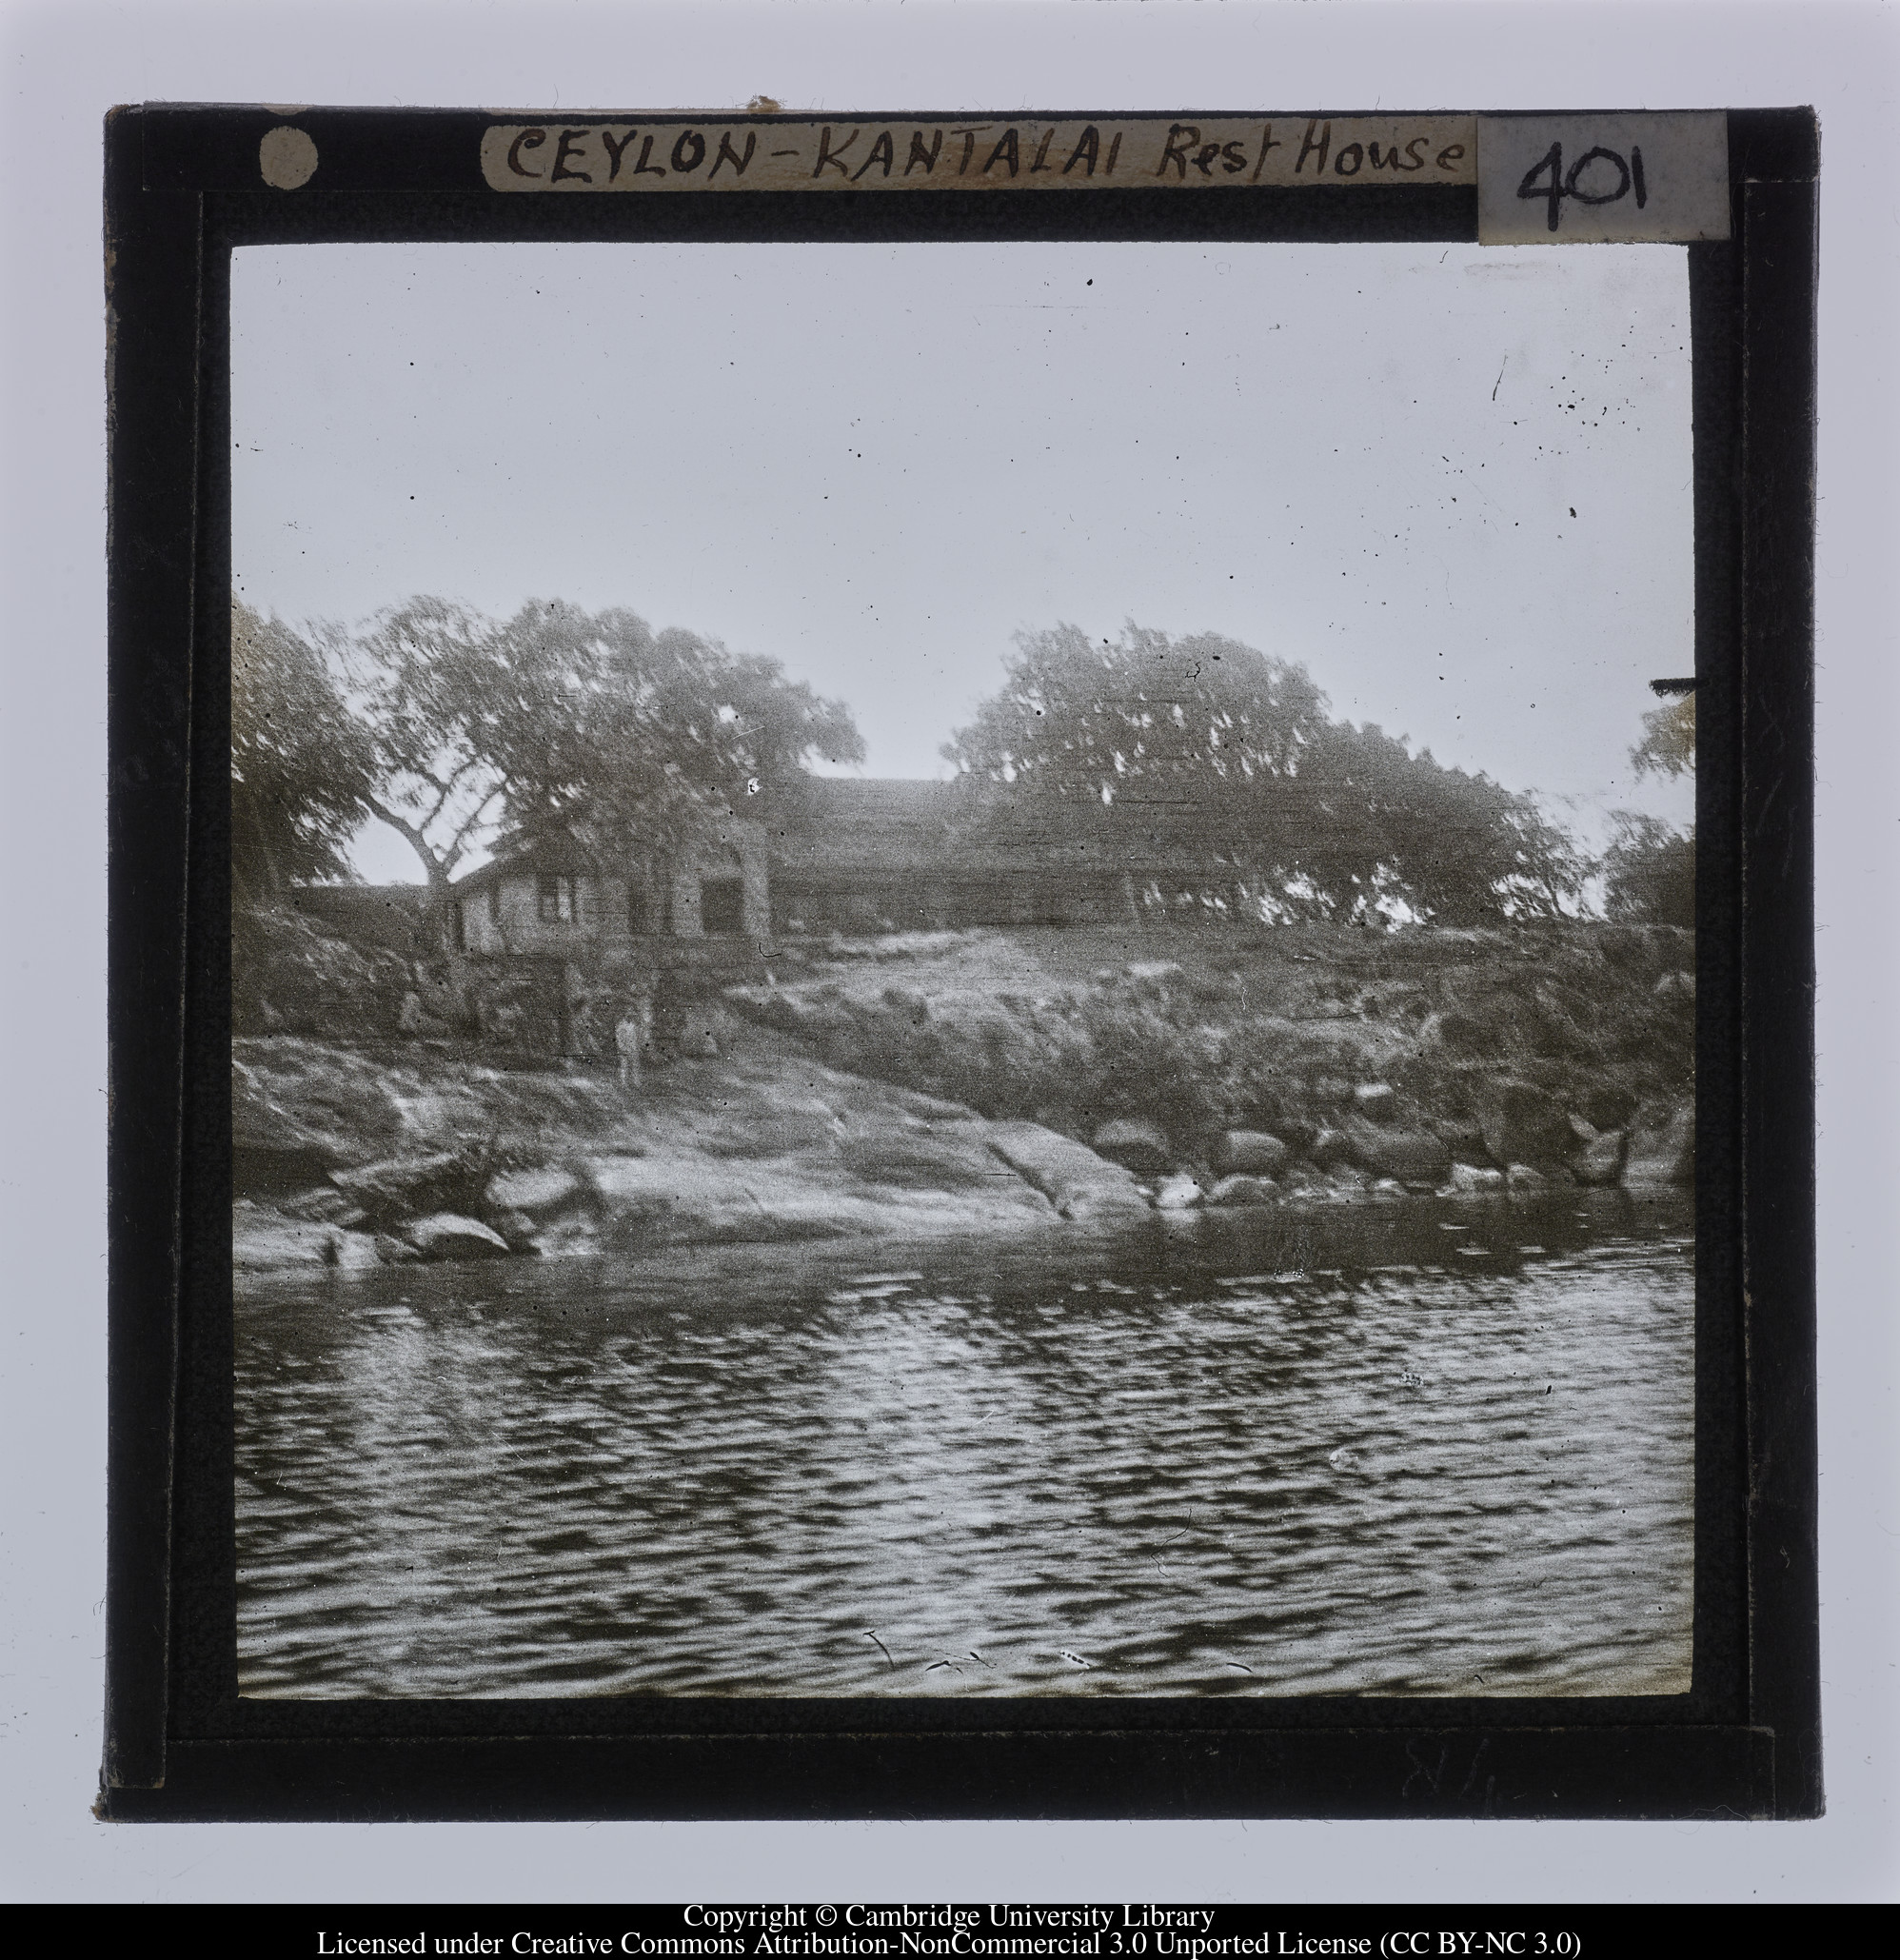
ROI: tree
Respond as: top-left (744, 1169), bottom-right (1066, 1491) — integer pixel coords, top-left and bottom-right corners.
top-left (944, 623), bottom-right (1587, 923)
top-left (1633, 692), bottom-right (1694, 779)
top-left (333, 597), bottom-right (530, 919)
top-left (944, 622), bottom-right (1331, 813)
top-left (230, 601), bottom-right (373, 906)
top-left (1284, 718), bottom-right (1588, 923)
top-left (1603, 687), bottom-right (1694, 925)
top-left (1603, 812), bottom-right (1694, 926)
top-left (341, 597), bottom-right (863, 919)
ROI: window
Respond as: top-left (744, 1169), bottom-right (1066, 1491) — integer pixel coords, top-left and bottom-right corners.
top-left (449, 901), bottom-right (466, 952)
top-left (700, 877), bottom-right (744, 936)
top-left (537, 875), bottom-right (579, 924)
top-left (486, 884), bottom-right (501, 925)
top-left (626, 883), bottom-right (649, 936)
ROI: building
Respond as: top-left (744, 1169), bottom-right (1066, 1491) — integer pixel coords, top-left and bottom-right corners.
top-left (438, 779), bottom-right (1247, 954)
top-left (446, 814), bottom-right (770, 957)
top-left (766, 778), bottom-right (1148, 933)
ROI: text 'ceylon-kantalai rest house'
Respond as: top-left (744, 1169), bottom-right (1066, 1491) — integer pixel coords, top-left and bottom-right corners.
top-left (480, 116), bottom-right (1476, 193)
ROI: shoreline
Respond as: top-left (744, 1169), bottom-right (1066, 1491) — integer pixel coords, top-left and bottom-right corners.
top-left (233, 919), bottom-right (1694, 1291)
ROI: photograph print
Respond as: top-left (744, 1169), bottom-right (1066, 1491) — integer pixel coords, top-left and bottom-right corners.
top-left (229, 212), bottom-right (1698, 1700)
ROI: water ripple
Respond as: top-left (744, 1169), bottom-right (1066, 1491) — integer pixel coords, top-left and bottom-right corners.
top-left (236, 1190), bottom-right (1693, 1699)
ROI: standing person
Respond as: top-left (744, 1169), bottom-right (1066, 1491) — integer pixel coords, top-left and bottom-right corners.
top-left (565, 962), bottom-right (602, 1060)
top-left (614, 988), bottom-right (652, 1099)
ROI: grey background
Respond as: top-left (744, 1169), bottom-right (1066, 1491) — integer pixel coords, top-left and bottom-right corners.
top-left (1, 0), bottom-right (1892, 1906)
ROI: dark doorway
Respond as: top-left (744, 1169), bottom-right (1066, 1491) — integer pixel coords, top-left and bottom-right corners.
top-left (626, 883), bottom-right (650, 935)
top-left (700, 878), bottom-right (745, 935)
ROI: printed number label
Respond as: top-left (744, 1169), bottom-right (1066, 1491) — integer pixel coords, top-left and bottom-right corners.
top-left (1516, 142), bottom-right (1649, 232)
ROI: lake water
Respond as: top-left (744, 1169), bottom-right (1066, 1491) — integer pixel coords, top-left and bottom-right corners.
top-left (235, 1189), bottom-right (1694, 1699)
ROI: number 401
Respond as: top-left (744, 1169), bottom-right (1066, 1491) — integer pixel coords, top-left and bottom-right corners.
top-left (1516, 142), bottom-right (1650, 231)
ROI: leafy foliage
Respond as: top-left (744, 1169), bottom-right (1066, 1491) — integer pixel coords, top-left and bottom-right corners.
top-left (1632, 693), bottom-right (1694, 779)
top-left (944, 624), bottom-right (1588, 924)
top-left (1608, 688), bottom-right (1694, 925)
top-left (230, 603), bottom-right (373, 904)
top-left (337, 598), bottom-right (863, 906)
top-left (1602, 812), bottom-right (1694, 927)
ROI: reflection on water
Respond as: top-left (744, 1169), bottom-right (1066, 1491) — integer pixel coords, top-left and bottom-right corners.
top-left (235, 1190), bottom-right (1693, 1698)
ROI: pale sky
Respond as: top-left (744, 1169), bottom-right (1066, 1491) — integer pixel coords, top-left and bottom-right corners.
top-left (231, 237), bottom-right (1697, 881)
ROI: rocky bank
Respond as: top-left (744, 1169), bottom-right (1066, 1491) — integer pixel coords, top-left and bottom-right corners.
top-left (232, 1024), bottom-right (1152, 1283)
top-left (233, 920), bottom-right (1694, 1283)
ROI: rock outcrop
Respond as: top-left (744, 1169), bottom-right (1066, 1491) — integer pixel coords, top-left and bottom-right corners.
top-left (1341, 1119), bottom-right (1452, 1187)
top-left (1206, 1173), bottom-right (1276, 1207)
top-left (1475, 1080), bottom-right (1575, 1170)
top-left (1089, 1119), bottom-right (1174, 1178)
top-left (1625, 1104), bottom-right (1694, 1185)
top-left (987, 1122), bottom-right (1151, 1221)
top-left (235, 921), bottom-right (1698, 1280)
top-left (401, 1214), bottom-right (512, 1260)
top-left (1213, 1130), bottom-right (1289, 1177)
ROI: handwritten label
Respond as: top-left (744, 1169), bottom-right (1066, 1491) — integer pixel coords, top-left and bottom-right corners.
top-left (1476, 113), bottom-right (1730, 244)
top-left (478, 116), bottom-right (1477, 193)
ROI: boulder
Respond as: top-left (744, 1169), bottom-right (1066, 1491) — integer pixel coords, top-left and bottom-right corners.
top-left (1580, 1084), bottom-right (1638, 1133)
top-left (281, 1185), bottom-right (366, 1227)
top-left (1447, 1162), bottom-right (1504, 1193)
top-left (485, 1164), bottom-right (585, 1220)
top-left (1345, 1119), bottom-right (1451, 1187)
top-left (374, 1233), bottom-right (424, 1265)
top-left (232, 1210), bottom-right (343, 1275)
top-left (1311, 1126), bottom-right (1361, 1171)
top-left (1206, 1174), bottom-right (1277, 1208)
top-left (399, 1213), bottom-right (513, 1260)
top-left (1213, 1130), bottom-right (1289, 1177)
top-left (1625, 1104), bottom-right (1694, 1185)
top-left (485, 1207), bottom-right (542, 1253)
top-left (987, 1121), bottom-right (1151, 1221)
top-left (330, 1230), bottom-right (386, 1271)
top-left (332, 1151), bottom-right (482, 1227)
top-left (1154, 1174), bottom-right (1205, 1211)
top-left (230, 1212), bottom-right (386, 1275)
top-left (1431, 1113), bottom-right (1491, 1160)
top-left (1475, 1079), bottom-right (1574, 1167)
top-left (531, 1214), bottom-right (603, 1258)
top-left (1506, 1162), bottom-right (1554, 1191)
top-left (1653, 969), bottom-right (1696, 1003)
top-left (1352, 1082), bottom-right (1397, 1120)
top-left (1270, 1116), bottom-right (1321, 1158)
top-left (1574, 1127), bottom-right (1628, 1187)
top-left (1091, 1119), bottom-right (1174, 1178)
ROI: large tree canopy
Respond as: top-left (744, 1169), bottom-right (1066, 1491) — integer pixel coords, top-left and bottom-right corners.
top-left (944, 623), bottom-right (1586, 923)
top-left (944, 623), bottom-right (1331, 813)
top-left (231, 602), bottom-right (374, 905)
top-left (338, 597), bottom-right (863, 910)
